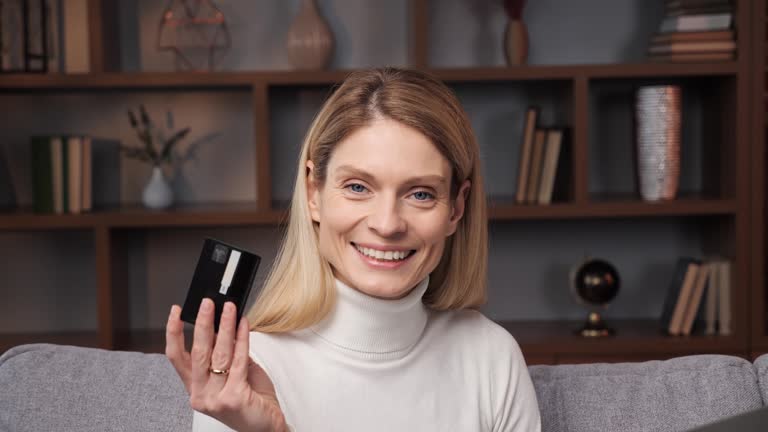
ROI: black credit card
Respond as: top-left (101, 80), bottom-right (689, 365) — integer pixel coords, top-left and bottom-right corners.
top-left (181, 238), bottom-right (261, 333)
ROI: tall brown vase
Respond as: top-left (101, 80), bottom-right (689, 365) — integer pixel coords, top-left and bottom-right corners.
top-left (286, 0), bottom-right (335, 70)
top-left (504, 19), bottom-right (529, 66)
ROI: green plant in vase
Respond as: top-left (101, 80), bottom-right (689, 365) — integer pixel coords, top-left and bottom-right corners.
top-left (122, 105), bottom-right (190, 209)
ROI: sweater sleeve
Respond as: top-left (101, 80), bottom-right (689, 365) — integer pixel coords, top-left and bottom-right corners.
top-left (490, 326), bottom-right (542, 432)
top-left (192, 410), bottom-right (235, 432)
top-left (192, 411), bottom-right (296, 432)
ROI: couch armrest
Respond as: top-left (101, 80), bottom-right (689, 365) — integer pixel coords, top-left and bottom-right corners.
top-left (0, 343), bottom-right (192, 432)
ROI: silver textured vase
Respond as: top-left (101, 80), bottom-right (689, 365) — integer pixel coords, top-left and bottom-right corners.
top-left (286, 0), bottom-right (334, 70)
top-left (635, 85), bottom-right (681, 201)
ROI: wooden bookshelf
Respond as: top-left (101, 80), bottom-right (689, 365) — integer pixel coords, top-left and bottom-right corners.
top-left (0, 63), bottom-right (740, 90)
top-left (0, 198), bottom-right (737, 231)
top-left (0, 0), bottom-right (761, 362)
top-left (752, 0), bottom-right (768, 352)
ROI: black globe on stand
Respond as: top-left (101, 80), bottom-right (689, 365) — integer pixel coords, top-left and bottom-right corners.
top-left (570, 258), bottom-right (621, 337)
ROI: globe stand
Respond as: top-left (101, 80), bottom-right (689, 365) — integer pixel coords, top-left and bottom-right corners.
top-left (577, 311), bottom-right (614, 337)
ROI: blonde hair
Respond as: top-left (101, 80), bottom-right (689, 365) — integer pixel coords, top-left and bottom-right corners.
top-left (246, 67), bottom-right (488, 332)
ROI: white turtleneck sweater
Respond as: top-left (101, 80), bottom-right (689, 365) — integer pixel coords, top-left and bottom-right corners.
top-left (193, 277), bottom-right (541, 431)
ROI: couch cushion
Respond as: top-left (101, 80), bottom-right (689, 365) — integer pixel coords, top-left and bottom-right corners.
top-left (756, 354), bottom-right (768, 405)
top-left (529, 355), bottom-right (763, 432)
top-left (0, 343), bottom-right (191, 432)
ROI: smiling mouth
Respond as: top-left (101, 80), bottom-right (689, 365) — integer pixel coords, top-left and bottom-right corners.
top-left (351, 242), bottom-right (416, 262)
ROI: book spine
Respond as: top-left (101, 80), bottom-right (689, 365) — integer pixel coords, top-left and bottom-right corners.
top-left (62, 0), bottom-right (91, 73)
top-left (538, 129), bottom-right (563, 205)
top-left (67, 136), bottom-right (83, 214)
top-left (680, 262), bottom-right (711, 335)
top-left (660, 13), bottom-right (732, 33)
top-left (82, 136), bottom-right (92, 212)
top-left (669, 262), bottom-right (700, 335)
top-left (51, 137), bottom-right (64, 214)
top-left (526, 129), bottom-right (547, 204)
top-left (30, 136), bottom-right (54, 214)
top-left (704, 260), bottom-right (719, 335)
top-left (515, 108), bottom-right (538, 204)
top-left (718, 260), bottom-right (731, 335)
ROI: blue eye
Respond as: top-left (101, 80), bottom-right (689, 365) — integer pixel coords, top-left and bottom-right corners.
top-left (412, 191), bottom-right (434, 201)
top-left (346, 183), bottom-right (367, 193)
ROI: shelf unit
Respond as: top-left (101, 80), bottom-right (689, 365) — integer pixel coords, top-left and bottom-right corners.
top-left (0, 0), bottom-right (760, 364)
top-left (752, 0), bottom-right (768, 358)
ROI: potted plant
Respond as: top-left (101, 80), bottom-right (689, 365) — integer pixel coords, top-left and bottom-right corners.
top-left (122, 105), bottom-right (190, 209)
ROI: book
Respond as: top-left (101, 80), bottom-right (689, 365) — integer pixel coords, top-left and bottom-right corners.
top-left (659, 13), bottom-right (733, 33)
top-left (649, 40), bottom-right (736, 54)
top-left (51, 137), bottom-right (65, 214)
top-left (718, 260), bottom-right (731, 335)
top-left (515, 107), bottom-right (538, 204)
top-left (30, 136), bottom-right (55, 213)
top-left (537, 129), bottom-right (563, 205)
top-left (82, 136), bottom-right (92, 212)
top-left (666, 0), bottom-right (731, 9)
top-left (91, 138), bottom-right (122, 208)
top-left (67, 136), bottom-right (83, 214)
top-left (526, 129), bottom-right (547, 204)
top-left (668, 260), bottom-right (701, 335)
top-left (665, 2), bottom-right (733, 16)
top-left (550, 129), bottom-right (571, 203)
top-left (62, 0), bottom-right (91, 73)
top-left (680, 261), bottom-right (712, 335)
top-left (649, 52), bottom-right (734, 62)
top-left (660, 257), bottom-right (698, 333)
top-left (652, 30), bottom-right (733, 43)
top-left (47, 0), bottom-right (62, 73)
top-left (705, 259), bottom-right (720, 335)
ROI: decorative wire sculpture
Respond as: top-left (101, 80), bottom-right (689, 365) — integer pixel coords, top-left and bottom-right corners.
top-left (156, 0), bottom-right (230, 72)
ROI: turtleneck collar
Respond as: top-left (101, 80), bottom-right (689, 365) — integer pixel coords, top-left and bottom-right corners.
top-left (309, 276), bottom-right (430, 360)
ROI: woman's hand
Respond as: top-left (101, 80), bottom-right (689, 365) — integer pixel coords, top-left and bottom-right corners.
top-left (166, 299), bottom-right (288, 432)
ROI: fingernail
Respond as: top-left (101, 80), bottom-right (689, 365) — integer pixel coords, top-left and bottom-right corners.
top-left (224, 302), bottom-right (235, 315)
top-left (201, 298), bottom-right (213, 312)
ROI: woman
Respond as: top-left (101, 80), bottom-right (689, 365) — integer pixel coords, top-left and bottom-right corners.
top-left (166, 67), bottom-right (541, 431)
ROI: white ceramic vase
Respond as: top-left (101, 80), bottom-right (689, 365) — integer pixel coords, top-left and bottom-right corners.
top-left (286, 0), bottom-right (334, 70)
top-left (142, 165), bottom-right (173, 209)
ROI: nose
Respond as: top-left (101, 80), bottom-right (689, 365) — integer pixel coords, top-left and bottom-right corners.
top-left (366, 195), bottom-right (407, 237)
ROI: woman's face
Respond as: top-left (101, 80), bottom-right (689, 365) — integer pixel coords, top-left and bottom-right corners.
top-left (307, 117), bottom-right (470, 300)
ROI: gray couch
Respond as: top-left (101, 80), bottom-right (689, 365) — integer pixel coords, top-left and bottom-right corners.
top-left (1, 344), bottom-right (767, 432)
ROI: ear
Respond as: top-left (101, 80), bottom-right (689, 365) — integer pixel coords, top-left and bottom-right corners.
top-left (306, 160), bottom-right (321, 223)
top-left (446, 179), bottom-right (471, 237)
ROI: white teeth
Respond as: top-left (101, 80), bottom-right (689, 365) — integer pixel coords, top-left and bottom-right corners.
top-left (354, 244), bottom-right (412, 261)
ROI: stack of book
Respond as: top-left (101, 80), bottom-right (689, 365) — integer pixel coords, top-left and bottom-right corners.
top-left (648, 0), bottom-right (736, 62)
top-left (30, 135), bottom-right (93, 214)
top-left (660, 256), bottom-right (732, 336)
top-left (514, 107), bottom-right (570, 205)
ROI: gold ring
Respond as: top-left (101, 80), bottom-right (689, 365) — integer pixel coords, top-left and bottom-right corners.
top-left (209, 367), bottom-right (229, 375)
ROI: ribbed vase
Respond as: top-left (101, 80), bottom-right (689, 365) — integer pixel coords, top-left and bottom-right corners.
top-left (634, 85), bottom-right (681, 201)
top-left (286, 0), bottom-right (334, 70)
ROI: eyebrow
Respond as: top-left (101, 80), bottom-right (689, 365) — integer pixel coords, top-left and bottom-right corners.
top-left (334, 165), bottom-right (448, 187)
